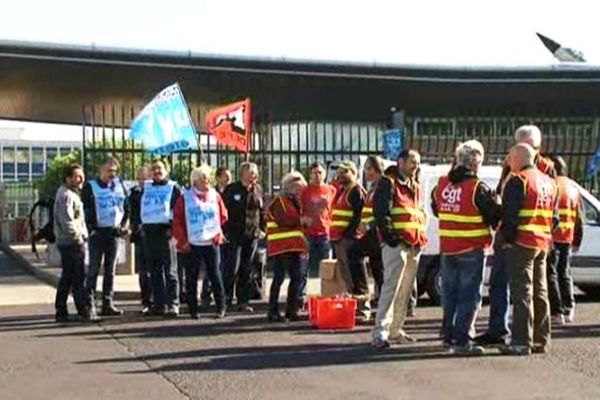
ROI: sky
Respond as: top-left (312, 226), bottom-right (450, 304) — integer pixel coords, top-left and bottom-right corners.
top-left (0, 0), bottom-right (599, 66)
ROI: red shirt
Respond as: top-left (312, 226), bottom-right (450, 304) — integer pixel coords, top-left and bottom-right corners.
top-left (300, 183), bottom-right (337, 237)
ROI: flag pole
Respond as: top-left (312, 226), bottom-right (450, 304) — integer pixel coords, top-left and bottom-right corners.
top-left (176, 83), bottom-right (204, 163)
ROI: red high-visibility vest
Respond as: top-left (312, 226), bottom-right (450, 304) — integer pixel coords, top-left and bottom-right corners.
top-left (389, 178), bottom-right (428, 247)
top-left (434, 176), bottom-right (492, 255)
top-left (330, 183), bottom-right (364, 241)
top-left (552, 176), bottom-right (579, 244)
top-left (515, 168), bottom-right (557, 250)
top-left (266, 195), bottom-right (306, 257)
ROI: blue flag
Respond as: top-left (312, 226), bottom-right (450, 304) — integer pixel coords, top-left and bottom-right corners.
top-left (382, 129), bottom-right (403, 160)
top-left (130, 83), bottom-right (198, 155)
top-left (587, 146), bottom-right (600, 177)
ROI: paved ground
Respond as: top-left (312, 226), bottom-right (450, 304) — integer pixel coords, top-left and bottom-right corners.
top-left (1, 250), bottom-right (599, 400)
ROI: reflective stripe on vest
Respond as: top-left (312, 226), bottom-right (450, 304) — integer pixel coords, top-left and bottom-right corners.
top-left (389, 179), bottom-right (427, 247)
top-left (553, 176), bottom-right (579, 244)
top-left (184, 188), bottom-right (222, 245)
top-left (90, 178), bottom-right (126, 228)
top-left (266, 196), bottom-right (306, 257)
top-left (515, 169), bottom-right (556, 250)
top-left (141, 180), bottom-right (176, 224)
top-left (434, 176), bottom-right (492, 255)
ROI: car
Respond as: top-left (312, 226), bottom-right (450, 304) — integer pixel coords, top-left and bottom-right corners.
top-left (356, 156), bottom-right (600, 304)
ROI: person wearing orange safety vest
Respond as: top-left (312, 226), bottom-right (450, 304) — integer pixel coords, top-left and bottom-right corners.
top-left (266, 172), bottom-right (308, 322)
top-left (547, 155), bottom-right (584, 324)
top-left (371, 149), bottom-right (427, 349)
top-left (329, 161), bottom-right (366, 297)
top-left (477, 125), bottom-right (556, 347)
top-left (431, 140), bottom-right (501, 355)
top-left (498, 143), bottom-right (558, 356)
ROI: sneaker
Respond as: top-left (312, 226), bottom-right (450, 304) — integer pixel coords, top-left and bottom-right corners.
top-left (499, 344), bottom-right (531, 356)
top-left (532, 345), bottom-right (548, 354)
top-left (551, 314), bottom-right (565, 326)
top-left (80, 312), bottom-right (102, 323)
top-left (267, 313), bottom-right (286, 323)
top-left (474, 333), bottom-right (506, 347)
top-left (143, 306), bottom-right (165, 317)
top-left (442, 339), bottom-right (454, 349)
top-left (165, 306), bottom-right (179, 318)
top-left (236, 304), bottom-right (254, 313)
top-left (371, 338), bottom-right (391, 350)
top-left (100, 305), bottom-right (124, 316)
top-left (450, 344), bottom-right (485, 356)
top-left (565, 309), bottom-right (575, 323)
top-left (215, 309), bottom-right (226, 319)
top-left (389, 331), bottom-right (417, 344)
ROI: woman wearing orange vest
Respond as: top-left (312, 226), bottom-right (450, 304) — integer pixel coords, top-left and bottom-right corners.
top-left (499, 143), bottom-right (557, 356)
top-left (266, 172), bottom-right (308, 322)
top-left (431, 140), bottom-right (500, 355)
top-left (547, 156), bottom-right (583, 324)
top-left (330, 161), bottom-right (366, 295)
top-left (371, 150), bottom-right (427, 349)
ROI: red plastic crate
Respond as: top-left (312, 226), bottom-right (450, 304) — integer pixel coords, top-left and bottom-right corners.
top-left (308, 296), bottom-right (357, 330)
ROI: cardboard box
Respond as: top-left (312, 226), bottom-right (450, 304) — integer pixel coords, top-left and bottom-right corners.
top-left (319, 259), bottom-right (348, 296)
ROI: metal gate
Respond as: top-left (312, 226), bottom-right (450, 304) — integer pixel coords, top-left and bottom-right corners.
top-left (82, 105), bottom-right (600, 193)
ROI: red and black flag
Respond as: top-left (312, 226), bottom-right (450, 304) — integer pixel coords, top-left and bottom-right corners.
top-left (205, 99), bottom-right (252, 153)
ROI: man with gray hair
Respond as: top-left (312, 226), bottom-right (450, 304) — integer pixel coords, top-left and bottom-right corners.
top-left (477, 125), bottom-right (555, 346)
top-left (431, 140), bottom-right (500, 354)
top-left (222, 162), bottom-right (266, 312)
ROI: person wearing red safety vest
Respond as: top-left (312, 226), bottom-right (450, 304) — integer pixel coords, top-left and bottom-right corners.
top-left (547, 155), bottom-right (584, 324)
top-left (266, 172), bottom-right (308, 322)
top-left (371, 149), bottom-right (427, 349)
top-left (498, 143), bottom-right (558, 356)
top-left (477, 125), bottom-right (557, 347)
top-left (431, 140), bottom-right (501, 355)
top-left (330, 161), bottom-right (366, 295)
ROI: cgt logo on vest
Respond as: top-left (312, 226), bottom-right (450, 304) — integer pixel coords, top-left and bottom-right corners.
top-left (440, 183), bottom-right (462, 213)
top-left (536, 180), bottom-right (555, 209)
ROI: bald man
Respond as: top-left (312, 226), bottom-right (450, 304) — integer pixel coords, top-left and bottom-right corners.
top-left (498, 144), bottom-right (557, 356)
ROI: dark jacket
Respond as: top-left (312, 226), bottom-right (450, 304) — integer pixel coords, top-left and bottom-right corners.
top-left (128, 184), bottom-right (143, 242)
top-left (430, 166), bottom-right (501, 229)
top-left (222, 181), bottom-right (266, 241)
top-left (140, 179), bottom-right (183, 236)
top-left (81, 177), bottom-right (129, 234)
top-left (373, 174), bottom-right (416, 248)
top-left (501, 165), bottom-right (558, 244)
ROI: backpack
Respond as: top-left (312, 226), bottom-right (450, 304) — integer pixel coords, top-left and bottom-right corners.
top-left (28, 199), bottom-right (55, 259)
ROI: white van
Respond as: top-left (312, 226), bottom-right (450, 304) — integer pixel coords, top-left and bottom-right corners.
top-left (351, 156), bottom-right (600, 303)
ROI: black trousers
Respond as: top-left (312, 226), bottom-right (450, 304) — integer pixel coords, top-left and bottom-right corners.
top-left (223, 237), bottom-right (258, 306)
top-left (86, 229), bottom-right (118, 307)
top-left (55, 243), bottom-right (88, 316)
top-left (547, 243), bottom-right (575, 316)
top-left (144, 231), bottom-right (179, 309)
top-left (268, 252), bottom-right (303, 316)
top-left (134, 238), bottom-right (152, 307)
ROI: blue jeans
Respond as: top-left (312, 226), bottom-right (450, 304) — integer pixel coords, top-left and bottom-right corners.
top-left (301, 235), bottom-right (331, 300)
top-left (441, 250), bottom-right (485, 346)
top-left (224, 237), bottom-right (258, 306)
top-left (86, 229), bottom-right (118, 307)
top-left (269, 252), bottom-right (304, 315)
top-left (200, 246), bottom-right (227, 303)
top-left (488, 241), bottom-right (510, 338)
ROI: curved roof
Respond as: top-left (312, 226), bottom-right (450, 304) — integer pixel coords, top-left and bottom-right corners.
top-left (2, 39), bottom-right (600, 124)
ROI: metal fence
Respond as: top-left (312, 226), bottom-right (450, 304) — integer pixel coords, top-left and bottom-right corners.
top-left (81, 104), bottom-right (600, 194)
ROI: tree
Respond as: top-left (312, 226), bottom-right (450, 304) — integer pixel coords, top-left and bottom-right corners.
top-left (37, 149), bottom-right (82, 200)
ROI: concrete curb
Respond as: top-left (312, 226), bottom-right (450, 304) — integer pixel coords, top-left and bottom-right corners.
top-left (1, 243), bottom-right (140, 301)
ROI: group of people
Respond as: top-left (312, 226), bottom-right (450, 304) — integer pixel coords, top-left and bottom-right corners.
top-left (52, 123), bottom-right (583, 357)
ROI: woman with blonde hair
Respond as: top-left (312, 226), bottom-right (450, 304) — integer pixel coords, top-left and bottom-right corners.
top-left (173, 164), bottom-right (228, 319)
top-left (266, 171), bottom-right (308, 322)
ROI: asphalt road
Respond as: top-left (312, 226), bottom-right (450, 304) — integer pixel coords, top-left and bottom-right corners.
top-left (1, 251), bottom-right (599, 400)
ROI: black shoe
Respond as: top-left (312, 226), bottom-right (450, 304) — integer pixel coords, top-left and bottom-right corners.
top-left (55, 314), bottom-right (70, 323)
top-left (80, 312), bottom-right (102, 323)
top-left (190, 312), bottom-right (199, 320)
top-left (285, 312), bottom-right (301, 322)
top-left (100, 305), bottom-right (124, 316)
top-left (474, 333), bottom-right (506, 347)
top-left (268, 313), bottom-right (286, 323)
top-left (215, 309), bottom-right (226, 319)
top-left (143, 307), bottom-right (165, 317)
top-left (200, 297), bottom-right (212, 307)
top-left (164, 306), bottom-right (180, 318)
top-left (236, 304), bottom-right (254, 313)
top-left (499, 344), bottom-right (532, 356)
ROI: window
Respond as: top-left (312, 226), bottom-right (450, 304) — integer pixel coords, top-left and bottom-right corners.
top-left (16, 147), bottom-right (30, 179)
top-left (32, 147), bottom-right (44, 175)
top-left (582, 198), bottom-right (599, 224)
top-left (2, 147), bottom-right (15, 180)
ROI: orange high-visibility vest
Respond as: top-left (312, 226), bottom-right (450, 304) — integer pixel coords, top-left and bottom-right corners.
top-left (266, 196), bottom-right (306, 257)
top-left (552, 176), bottom-right (579, 244)
top-left (330, 183), bottom-right (364, 241)
top-left (515, 168), bottom-right (557, 250)
top-left (434, 176), bottom-right (492, 255)
top-left (389, 178), bottom-right (427, 247)
top-left (537, 155), bottom-right (554, 176)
